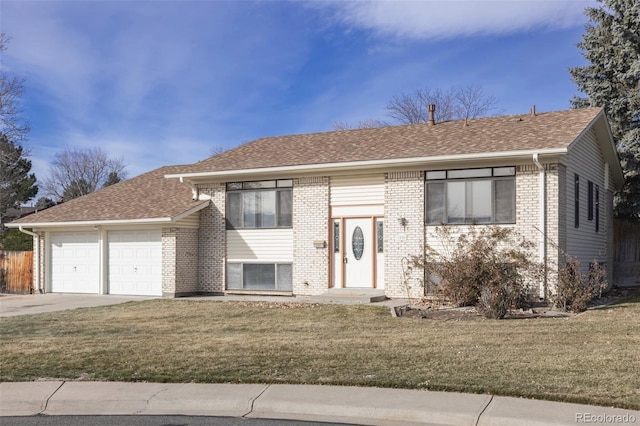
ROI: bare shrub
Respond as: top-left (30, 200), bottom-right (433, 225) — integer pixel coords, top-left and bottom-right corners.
top-left (552, 256), bottom-right (607, 313)
top-left (411, 226), bottom-right (542, 319)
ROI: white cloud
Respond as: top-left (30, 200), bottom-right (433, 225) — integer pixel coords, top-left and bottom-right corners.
top-left (317, 0), bottom-right (594, 40)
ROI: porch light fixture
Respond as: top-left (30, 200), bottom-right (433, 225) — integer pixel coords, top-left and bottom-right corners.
top-left (313, 240), bottom-right (326, 249)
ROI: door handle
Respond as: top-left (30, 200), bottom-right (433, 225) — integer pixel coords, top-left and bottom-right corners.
top-left (344, 257), bottom-right (348, 264)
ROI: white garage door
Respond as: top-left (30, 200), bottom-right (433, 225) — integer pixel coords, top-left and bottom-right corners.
top-left (108, 230), bottom-right (162, 296)
top-left (50, 231), bottom-right (100, 294)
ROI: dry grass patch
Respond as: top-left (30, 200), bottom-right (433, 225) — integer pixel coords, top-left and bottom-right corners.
top-left (1, 297), bottom-right (639, 409)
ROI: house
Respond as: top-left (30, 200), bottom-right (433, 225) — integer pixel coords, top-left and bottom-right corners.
top-left (8, 107), bottom-right (624, 299)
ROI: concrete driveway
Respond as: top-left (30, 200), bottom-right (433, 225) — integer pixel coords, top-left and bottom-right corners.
top-left (0, 293), bottom-right (154, 318)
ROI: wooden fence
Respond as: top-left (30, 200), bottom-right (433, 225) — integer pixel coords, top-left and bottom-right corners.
top-left (614, 220), bottom-right (640, 262)
top-left (613, 220), bottom-right (640, 287)
top-left (0, 251), bottom-right (34, 294)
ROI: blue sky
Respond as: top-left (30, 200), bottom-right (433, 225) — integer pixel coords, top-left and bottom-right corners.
top-left (1, 0), bottom-right (595, 193)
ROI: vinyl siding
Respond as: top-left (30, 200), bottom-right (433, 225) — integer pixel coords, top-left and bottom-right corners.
top-left (330, 175), bottom-right (385, 206)
top-left (565, 129), bottom-right (609, 271)
top-left (174, 213), bottom-right (200, 229)
top-left (226, 229), bottom-right (293, 262)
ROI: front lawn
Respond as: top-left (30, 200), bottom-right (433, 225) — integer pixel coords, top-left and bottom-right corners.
top-left (1, 297), bottom-right (639, 409)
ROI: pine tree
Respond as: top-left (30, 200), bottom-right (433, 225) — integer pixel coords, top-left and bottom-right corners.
top-left (569, 0), bottom-right (640, 221)
top-left (102, 171), bottom-right (122, 188)
top-left (0, 133), bottom-right (38, 222)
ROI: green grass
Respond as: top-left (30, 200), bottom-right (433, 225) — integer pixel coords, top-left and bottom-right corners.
top-left (1, 297), bottom-right (639, 409)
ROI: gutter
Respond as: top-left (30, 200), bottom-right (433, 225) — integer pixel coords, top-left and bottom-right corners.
top-left (5, 201), bottom-right (210, 229)
top-left (17, 226), bottom-right (41, 294)
top-left (165, 148), bottom-right (568, 181)
top-left (532, 154), bottom-right (547, 300)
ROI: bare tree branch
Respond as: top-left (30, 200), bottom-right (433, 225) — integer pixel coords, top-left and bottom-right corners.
top-left (42, 147), bottom-right (127, 201)
top-left (209, 144), bottom-right (226, 157)
top-left (0, 33), bottom-right (30, 142)
top-left (386, 84), bottom-right (498, 125)
top-left (331, 119), bottom-right (388, 131)
top-left (454, 85), bottom-right (498, 120)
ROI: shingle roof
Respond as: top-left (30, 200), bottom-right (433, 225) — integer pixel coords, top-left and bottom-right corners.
top-left (180, 108), bottom-right (603, 174)
top-left (10, 107), bottom-right (609, 226)
top-left (9, 166), bottom-right (207, 225)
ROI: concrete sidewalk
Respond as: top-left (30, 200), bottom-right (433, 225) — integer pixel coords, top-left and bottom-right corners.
top-left (1, 382), bottom-right (638, 425)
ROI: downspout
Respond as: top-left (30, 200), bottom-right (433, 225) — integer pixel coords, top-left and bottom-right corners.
top-left (532, 154), bottom-right (546, 299)
top-left (18, 226), bottom-right (40, 294)
top-left (180, 176), bottom-right (199, 200)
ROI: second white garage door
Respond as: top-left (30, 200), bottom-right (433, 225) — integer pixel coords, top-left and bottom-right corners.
top-left (108, 230), bottom-right (162, 296)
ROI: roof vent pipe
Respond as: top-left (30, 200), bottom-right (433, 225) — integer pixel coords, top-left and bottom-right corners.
top-left (428, 104), bottom-right (436, 126)
top-left (531, 104), bottom-right (536, 116)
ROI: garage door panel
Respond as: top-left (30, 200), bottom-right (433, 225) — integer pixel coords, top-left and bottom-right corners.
top-left (108, 230), bottom-right (162, 296)
top-left (50, 232), bottom-right (100, 294)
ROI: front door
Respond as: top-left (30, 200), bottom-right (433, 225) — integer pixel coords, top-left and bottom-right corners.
top-left (344, 218), bottom-right (373, 287)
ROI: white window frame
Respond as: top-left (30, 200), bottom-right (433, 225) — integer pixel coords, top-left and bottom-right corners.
top-left (226, 180), bottom-right (293, 229)
top-left (226, 262), bottom-right (293, 291)
top-left (425, 167), bottom-right (516, 225)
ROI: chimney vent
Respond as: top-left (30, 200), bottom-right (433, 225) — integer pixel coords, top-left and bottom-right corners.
top-left (530, 104), bottom-right (536, 116)
top-left (428, 104), bottom-right (436, 126)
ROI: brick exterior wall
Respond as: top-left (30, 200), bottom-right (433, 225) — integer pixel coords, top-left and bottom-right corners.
top-left (515, 164), bottom-right (544, 297)
top-left (161, 228), bottom-right (177, 295)
top-left (515, 164), bottom-right (541, 254)
top-left (545, 163), bottom-right (563, 296)
top-left (161, 227), bottom-right (199, 297)
top-left (197, 184), bottom-right (226, 294)
top-left (292, 176), bottom-right (329, 295)
top-left (176, 228), bottom-right (199, 295)
top-left (384, 171), bottom-right (425, 299)
top-left (515, 163), bottom-right (565, 299)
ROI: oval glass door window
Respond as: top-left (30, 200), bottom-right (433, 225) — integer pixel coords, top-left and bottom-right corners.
top-left (352, 226), bottom-right (364, 260)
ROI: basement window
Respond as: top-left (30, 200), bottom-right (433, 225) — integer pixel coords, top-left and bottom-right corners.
top-left (226, 263), bottom-right (292, 291)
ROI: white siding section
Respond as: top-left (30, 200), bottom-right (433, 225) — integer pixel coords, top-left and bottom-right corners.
top-left (566, 129), bottom-right (609, 271)
top-left (227, 229), bottom-right (293, 262)
top-left (332, 205), bottom-right (384, 217)
top-left (174, 213), bottom-right (200, 229)
top-left (330, 175), bottom-right (384, 206)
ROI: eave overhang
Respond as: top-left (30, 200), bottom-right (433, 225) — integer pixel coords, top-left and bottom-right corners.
top-left (5, 200), bottom-right (210, 229)
top-left (166, 148), bottom-right (569, 183)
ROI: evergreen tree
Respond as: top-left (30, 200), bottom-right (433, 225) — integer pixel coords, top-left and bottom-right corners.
top-left (0, 228), bottom-right (33, 250)
top-left (0, 134), bottom-right (38, 222)
top-left (569, 0), bottom-right (640, 221)
top-left (34, 197), bottom-right (56, 211)
top-left (62, 178), bottom-right (92, 202)
top-left (102, 171), bottom-right (122, 188)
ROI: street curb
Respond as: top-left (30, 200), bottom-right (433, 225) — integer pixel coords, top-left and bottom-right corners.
top-left (1, 382), bottom-right (639, 426)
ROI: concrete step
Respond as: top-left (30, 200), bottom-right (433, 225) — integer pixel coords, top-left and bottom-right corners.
top-left (309, 288), bottom-right (387, 304)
